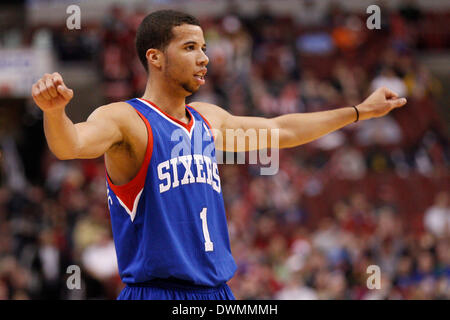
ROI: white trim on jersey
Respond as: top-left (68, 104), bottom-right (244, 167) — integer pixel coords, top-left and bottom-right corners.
top-left (203, 122), bottom-right (211, 138)
top-left (116, 188), bottom-right (144, 222)
top-left (137, 98), bottom-right (195, 139)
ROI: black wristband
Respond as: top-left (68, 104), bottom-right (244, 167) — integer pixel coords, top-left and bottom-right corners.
top-left (353, 105), bottom-right (359, 122)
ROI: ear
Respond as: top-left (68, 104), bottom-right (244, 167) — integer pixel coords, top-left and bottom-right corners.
top-left (146, 48), bottom-right (163, 70)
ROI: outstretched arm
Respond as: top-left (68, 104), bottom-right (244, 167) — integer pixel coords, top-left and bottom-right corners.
top-left (31, 73), bottom-right (124, 160)
top-left (190, 87), bottom-right (407, 151)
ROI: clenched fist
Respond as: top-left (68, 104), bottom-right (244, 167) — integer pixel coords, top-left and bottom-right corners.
top-left (357, 87), bottom-right (407, 121)
top-left (31, 72), bottom-right (73, 114)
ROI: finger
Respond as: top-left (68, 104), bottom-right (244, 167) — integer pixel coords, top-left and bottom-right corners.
top-left (388, 98), bottom-right (407, 108)
top-left (52, 72), bottom-right (73, 100)
top-left (52, 72), bottom-right (63, 86)
top-left (38, 80), bottom-right (51, 100)
top-left (31, 83), bottom-right (46, 104)
top-left (57, 84), bottom-right (73, 100)
top-left (382, 87), bottom-right (399, 99)
top-left (31, 83), bottom-right (40, 97)
top-left (45, 76), bottom-right (58, 98)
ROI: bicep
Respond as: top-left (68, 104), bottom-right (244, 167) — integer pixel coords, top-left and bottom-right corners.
top-left (74, 107), bottom-right (123, 159)
top-left (220, 115), bottom-right (283, 151)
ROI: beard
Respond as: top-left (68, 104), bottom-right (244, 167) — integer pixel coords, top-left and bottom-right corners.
top-left (180, 81), bottom-right (198, 95)
top-left (164, 56), bottom-right (199, 95)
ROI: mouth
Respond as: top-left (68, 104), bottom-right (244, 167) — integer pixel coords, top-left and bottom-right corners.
top-left (194, 74), bottom-right (205, 85)
top-left (193, 69), bottom-right (207, 85)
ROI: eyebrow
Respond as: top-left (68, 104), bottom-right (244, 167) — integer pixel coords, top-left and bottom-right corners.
top-left (182, 41), bottom-right (207, 48)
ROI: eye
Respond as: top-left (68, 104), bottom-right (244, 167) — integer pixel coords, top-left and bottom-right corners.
top-left (186, 45), bottom-right (195, 51)
top-left (202, 47), bottom-right (207, 53)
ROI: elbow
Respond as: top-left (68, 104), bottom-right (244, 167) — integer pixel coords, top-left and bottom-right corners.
top-left (278, 130), bottom-right (303, 149)
top-left (52, 151), bottom-right (76, 160)
top-left (49, 146), bottom-right (80, 161)
top-left (55, 154), bottom-right (75, 161)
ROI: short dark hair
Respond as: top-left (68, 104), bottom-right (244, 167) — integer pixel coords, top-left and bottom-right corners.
top-left (135, 10), bottom-right (201, 71)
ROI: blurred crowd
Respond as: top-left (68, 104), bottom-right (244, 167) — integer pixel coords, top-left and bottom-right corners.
top-left (0, 1), bottom-right (449, 299)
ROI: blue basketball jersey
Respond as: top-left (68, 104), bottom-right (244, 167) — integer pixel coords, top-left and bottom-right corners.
top-left (106, 98), bottom-right (237, 287)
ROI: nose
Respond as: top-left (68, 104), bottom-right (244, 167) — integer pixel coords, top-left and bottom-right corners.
top-left (198, 50), bottom-right (209, 66)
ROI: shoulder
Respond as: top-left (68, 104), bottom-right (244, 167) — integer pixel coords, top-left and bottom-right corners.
top-left (189, 101), bottom-right (224, 113)
top-left (85, 102), bottom-right (147, 147)
top-left (87, 101), bottom-right (141, 128)
top-left (189, 101), bottom-right (230, 130)
top-left (88, 101), bottom-right (136, 120)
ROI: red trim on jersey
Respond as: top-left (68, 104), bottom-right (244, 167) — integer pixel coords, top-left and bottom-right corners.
top-left (141, 98), bottom-right (194, 133)
top-left (105, 109), bottom-right (153, 213)
top-left (187, 105), bottom-right (215, 141)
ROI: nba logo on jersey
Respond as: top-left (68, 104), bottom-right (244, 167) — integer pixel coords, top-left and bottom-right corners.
top-left (105, 98), bottom-right (237, 288)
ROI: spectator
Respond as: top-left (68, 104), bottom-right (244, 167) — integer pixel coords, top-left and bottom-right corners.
top-left (1, 3), bottom-right (448, 300)
top-left (424, 192), bottom-right (450, 238)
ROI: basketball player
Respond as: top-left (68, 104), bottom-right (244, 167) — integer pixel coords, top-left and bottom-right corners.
top-left (31, 10), bottom-right (407, 300)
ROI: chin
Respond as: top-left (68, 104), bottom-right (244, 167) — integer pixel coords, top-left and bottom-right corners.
top-left (182, 84), bottom-right (199, 95)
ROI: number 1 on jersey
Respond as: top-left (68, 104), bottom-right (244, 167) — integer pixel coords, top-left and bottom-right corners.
top-left (200, 207), bottom-right (214, 252)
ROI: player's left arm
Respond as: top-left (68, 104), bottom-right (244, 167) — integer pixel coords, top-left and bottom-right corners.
top-left (190, 87), bottom-right (407, 152)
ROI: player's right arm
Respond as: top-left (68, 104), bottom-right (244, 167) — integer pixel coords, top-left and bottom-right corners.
top-left (31, 72), bottom-right (123, 160)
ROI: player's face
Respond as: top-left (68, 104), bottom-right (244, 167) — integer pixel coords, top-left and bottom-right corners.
top-left (163, 24), bottom-right (209, 95)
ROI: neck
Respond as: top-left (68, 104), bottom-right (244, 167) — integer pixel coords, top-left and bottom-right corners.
top-left (141, 76), bottom-right (189, 121)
